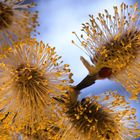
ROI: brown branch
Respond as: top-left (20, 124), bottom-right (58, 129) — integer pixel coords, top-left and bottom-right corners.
top-left (75, 74), bottom-right (98, 90)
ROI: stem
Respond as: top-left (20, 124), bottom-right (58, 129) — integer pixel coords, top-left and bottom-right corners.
top-left (75, 73), bottom-right (98, 91)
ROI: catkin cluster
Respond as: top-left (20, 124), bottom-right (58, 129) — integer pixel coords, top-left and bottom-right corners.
top-left (0, 1), bottom-right (139, 140)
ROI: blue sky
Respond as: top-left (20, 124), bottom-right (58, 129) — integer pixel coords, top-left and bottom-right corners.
top-left (33, 0), bottom-right (140, 139)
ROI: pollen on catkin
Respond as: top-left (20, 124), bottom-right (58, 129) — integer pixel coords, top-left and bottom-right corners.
top-left (0, 0), bottom-right (38, 46)
top-left (19, 125), bottom-right (60, 140)
top-left (0, 124), bottom-right (12, 140)
top-left (57, 90), bottom-right (140, 140)
top-left (72, 2), bottom-right (140, 100)
top-left (0, 38), bottom-right (73, 134)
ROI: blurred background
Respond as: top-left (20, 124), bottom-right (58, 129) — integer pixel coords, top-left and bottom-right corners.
top-left (32, 0), bottom-right (140, 139)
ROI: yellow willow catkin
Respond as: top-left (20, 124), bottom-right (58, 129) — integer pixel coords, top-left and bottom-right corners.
top-left (56, 89), bottom-right (140, 140)
top-left (0, 38), bottom-right (73, 135)
top-left (0, 0), bottom-right (38, 46)
top-left (72, 2), bottom-right (140, 100)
